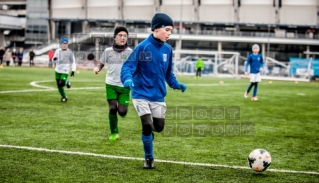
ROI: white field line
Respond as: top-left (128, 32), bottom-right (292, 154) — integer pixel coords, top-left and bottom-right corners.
top-left (30, 81), bottom-right (55, 89)
top-left (0, 81), bottom-right (246, 94)
top-left (0, 144), bottom-right (318, 175)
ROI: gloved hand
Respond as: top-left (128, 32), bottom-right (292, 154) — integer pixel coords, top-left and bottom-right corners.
top-left (70, 71), bottom-right (75, 77)
top-left (124, 79), bottom-right (134, 90)
top-left (178, 83), bottom-right (187, 92)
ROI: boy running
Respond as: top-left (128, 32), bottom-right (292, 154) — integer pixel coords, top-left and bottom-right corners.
top-left (94, 27), bottom-right (132, 141)
top-left (53, 37), bottom-right (76, 102)
top-left (244, 44), bottom-right (264, 101)
top-left (121, 13), bottom-right (187, 169)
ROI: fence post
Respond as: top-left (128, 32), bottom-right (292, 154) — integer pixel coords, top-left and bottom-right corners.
top-left (235, 53), bottom-right (238, 77)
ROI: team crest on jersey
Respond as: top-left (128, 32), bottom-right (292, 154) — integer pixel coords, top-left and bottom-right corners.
top-left (258, 57), bottom-right (260, 60)
top-left (163, 54), bottom-right (167, 62)
top-left (121, 54), bottom-right (127, 60)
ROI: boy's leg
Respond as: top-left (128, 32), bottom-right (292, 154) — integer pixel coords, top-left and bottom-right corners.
top-left (199, 68), bottom-right (202, 77)
top-left (245, 73), bottom-right (256, 98)
top-left (107, 100), bottom-right (118, 133)
top-left (246, 83), bottom-right (254, 93)
top-left (150, 102), bottom-right (166, 133)
top-left (106, 84), bottom-right (120, 140)
top-left (132, 99), bottom-right (154, 169)
top-left (252, 73), bottom-right (261, 98)
top-left (253, 82), bottom-right (258, 97)
top-left (55, 72), bottom-right (68, 99)
top-left (117, 86), bottom-right (130, 117)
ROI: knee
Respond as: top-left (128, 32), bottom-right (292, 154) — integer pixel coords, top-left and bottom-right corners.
top-left (154, 125), bottom-right (164, 133)
top-left (109, 106), bottom-right (117, 115)
top-left (57, 80), bottom-right (65, 87)
top-left (117, 105), bottom-right (128, 117)
top-left (153, 118), bottom-right (165, 132)
top-left (118, 109), bottom-right (127, 117)
top-left (142, 123), bottom-right (153, 136)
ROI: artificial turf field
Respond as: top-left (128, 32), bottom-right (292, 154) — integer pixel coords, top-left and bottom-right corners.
top-left (0, 67), bottom-right (319, 183)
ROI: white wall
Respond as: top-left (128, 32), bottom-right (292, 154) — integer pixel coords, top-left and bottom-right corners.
top-left (51, 0), bottom-right (85, 19)
top-left (87, 0), bottom-right (118, 19)
top-left (199, 0), bottom-right (234, 22)
top-left (123, 0), bottom-right (155, 20)
top-left (160, 0), bottom-right (194, 21)
top-left (280, 0), bottom-right (317, 25)
top-left (239, 0), bottom-right (275, 24)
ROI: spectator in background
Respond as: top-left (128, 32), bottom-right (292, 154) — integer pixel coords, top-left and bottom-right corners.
top-left (29, 49), bottom-right (35, 66)
top-left (17, 47), bottom-right (24, 66)
top-left (4, 48), bottom-right (12, 66)
top-left (87, 51), bottom-right (95, 70)
top-left (48, 49), bottom-right (54, 68)
top-left (12, 48), bottom-right (17, 66)
top-left (0, 47), bottom-right (5, 67)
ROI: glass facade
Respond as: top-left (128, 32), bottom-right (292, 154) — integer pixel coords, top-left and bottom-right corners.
top-left (25, 0), bottom-right (49, 44)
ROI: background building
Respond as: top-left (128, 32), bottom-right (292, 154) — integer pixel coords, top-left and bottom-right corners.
top-left (0, 0), bottom-right (318, 62)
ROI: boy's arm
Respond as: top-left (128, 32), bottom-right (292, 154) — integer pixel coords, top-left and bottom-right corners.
top-left (69, 52), bottom-right (76, 76)
top-left (53, 50), bottom-right (59, 61)
top-left (260, 55), bottom-right (264, 71)
top-left (166, 51), bottom-right (186, 92)
top-left (245, 55), bottom-right (250, 73)
top-left (71, 53), bottom-right (76, 72)
top-left (94, 51), bottom-right (107, 74)
top-left (120, 48), bottom-right (139, 85)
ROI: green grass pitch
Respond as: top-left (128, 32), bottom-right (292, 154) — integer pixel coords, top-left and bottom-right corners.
top-left (0, 67), bottom-right (319, 183)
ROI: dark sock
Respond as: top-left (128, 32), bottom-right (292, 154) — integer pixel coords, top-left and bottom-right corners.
top-left (253, 83), bottom-right (258, 97)
top-left (109, 114), bottom-right (118, 134)
top-left (141, 134), bottom-right (154, 160)
top-left (58, 87), bottom-right (66, 98)
top-left (246, 83), bottom-right (254, 93)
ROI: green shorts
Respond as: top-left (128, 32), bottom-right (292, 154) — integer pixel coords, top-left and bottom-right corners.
top-left (55, 72), bottom-right (68, 81)
top-left (106, 84), bottom-right (130, 106)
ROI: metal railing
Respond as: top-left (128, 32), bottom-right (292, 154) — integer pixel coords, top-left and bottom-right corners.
top-left (89, 27), bottom-right (318, 39)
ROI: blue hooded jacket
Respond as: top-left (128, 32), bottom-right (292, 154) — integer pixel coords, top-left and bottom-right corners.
top-left (120, 34), bottom-right (180, 102)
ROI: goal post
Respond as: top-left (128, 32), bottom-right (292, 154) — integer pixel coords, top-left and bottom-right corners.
top-left (173, 50), bottom-right (241, 78)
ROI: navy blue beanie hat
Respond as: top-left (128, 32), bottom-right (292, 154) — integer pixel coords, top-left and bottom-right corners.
top-left (151, 13), bottom-right (174, 31)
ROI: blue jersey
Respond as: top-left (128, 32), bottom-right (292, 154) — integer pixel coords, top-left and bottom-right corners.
top-left (120, 34), bottom-right (180, 102)
top-left (245, 53), bottom-right (264, 74)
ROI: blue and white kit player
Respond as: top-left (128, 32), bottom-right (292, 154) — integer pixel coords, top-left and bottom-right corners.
top-left (244, 44), bottom-right (264, 101)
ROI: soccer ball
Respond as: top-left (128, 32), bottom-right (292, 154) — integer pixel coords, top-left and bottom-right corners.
top-left (248, 149), bottom-right (271, 172)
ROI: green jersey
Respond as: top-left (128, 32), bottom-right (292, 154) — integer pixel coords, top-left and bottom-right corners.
top-left (196, 59), bottom-right (204, 69)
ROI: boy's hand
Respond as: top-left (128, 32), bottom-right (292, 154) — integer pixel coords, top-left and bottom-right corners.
top-left (259, 68), bottom-right (263, 72)
top-left (245, 72), bottom-right (248, 75)
top-left (70, 71), bottom-right (75, 77)
top-left (178, 83), bottom-right (187, 92)
top-left (124, 79), bottom-right (134, 90)
top-left (94, 68), bottom-right (99, 74)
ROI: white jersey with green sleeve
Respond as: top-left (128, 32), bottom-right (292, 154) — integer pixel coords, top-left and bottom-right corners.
top-left (54, 48), bottom-right (76, 74)
top-left (100, 47), bottom-right (132, 87)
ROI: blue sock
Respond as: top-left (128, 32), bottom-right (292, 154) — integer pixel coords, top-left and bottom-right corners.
top-left (141, 134), bottom-right (154, 160)
top-left (246, 83), bottom-right (254, 93)
top-left (253, 83), bottom-right (258, 97)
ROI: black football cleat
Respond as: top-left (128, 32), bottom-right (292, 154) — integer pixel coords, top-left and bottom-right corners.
top-left (60, 97), bottom-right (68, 102)
top-left (143, 159), bottom-right (154, 169)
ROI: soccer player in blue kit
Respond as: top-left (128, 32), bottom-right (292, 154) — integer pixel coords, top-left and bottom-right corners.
top-left (244, 44), bottom-right (264, 101)
top-left (121, 13), bottom-right (187, 169)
